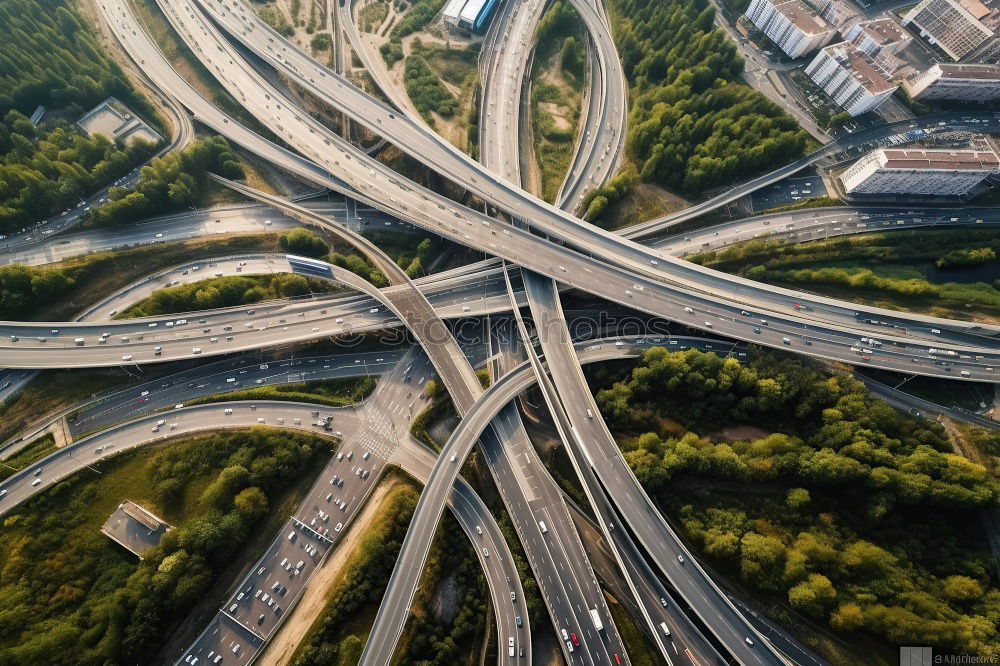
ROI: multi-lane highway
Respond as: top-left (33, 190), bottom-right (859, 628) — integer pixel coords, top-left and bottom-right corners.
top-left (89, 0), bottom-right (1000, 393)
top-left (7, 0), bottom-right (1000, 664)
top-left (180, 0), bottom-right (1000, 353)
top-left (0, 347), bottom-right (527, 666)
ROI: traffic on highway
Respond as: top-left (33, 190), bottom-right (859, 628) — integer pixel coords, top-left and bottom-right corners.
top-left (3, 0), bottom-right (1000, 662)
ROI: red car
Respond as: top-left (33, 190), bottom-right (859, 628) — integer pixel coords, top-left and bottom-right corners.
top-left (570, 632), bottom-right (579, 646)
top-left (614, 655), bottom-right (621, 665)
top-left (137, 397), bottom-right (148, 404)
top-left (861, 355), bottom-right (870, 361)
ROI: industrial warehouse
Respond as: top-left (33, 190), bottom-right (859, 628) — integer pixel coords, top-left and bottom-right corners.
top-left (442, 0), bottom-right (499, 31)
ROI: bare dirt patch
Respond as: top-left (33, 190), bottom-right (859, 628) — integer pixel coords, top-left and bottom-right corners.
top-left (539, 102), bottom-right (571, 131)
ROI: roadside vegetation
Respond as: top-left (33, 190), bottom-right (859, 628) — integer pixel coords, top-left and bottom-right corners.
top-left (688, 229), bottom-right (1000, 321)
top-left (380, 0), bottom-right (448, 66)
top-left (189, 376), bottom-right (377, 408)
top-left (0, 434), bottom-right (57, 482)
top-left (405, 44), bottom-right (459, 124)
top-left (120, 273), bottom-right (341, 318)
top-left (403, 41), bottom-right (480, 151)
top-left (0, 111), bottom-right (161, 235)
top-left (590, 347), bottom-right (1000, 661)
top-left (85, 136), bottom-right (243, 227)
top-left (583, 0), bottom-right (812, 222)
top-left (0, 428), bottom-right (333, 664)
top-left (363, 232), bottom-right (440, 277)
top-left (0, 234), bottom-right (284, 321)
top-left (359, 0), bottom-right (390, 32)
top-left (530, 2), bottom-right (586, 203)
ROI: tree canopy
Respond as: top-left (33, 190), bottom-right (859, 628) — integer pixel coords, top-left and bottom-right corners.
top-left (591, 348), bottom-right (1000, 655)
top-left (584, 0), bottom-right (811, 204)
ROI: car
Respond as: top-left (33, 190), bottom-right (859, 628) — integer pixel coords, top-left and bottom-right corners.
top-left (745, 637), bottom-right (755, 646)
top-left (753, 327), bottom-right (761, 334)
top-left (483, 548), bottom-right (489, 557)
top-left (335, 522), bottom-right (343, 532)
top-left (570, 633), bottom-right (579, 646)
top-left (515, 616), bottom-right (522, 627)
top-left (862, 355), bottom-right (870, 361)
top-left (677, 554), bottom-right (685, 564)
top-left (257, 614), bottom-right (265, 625)
top-left (660, 597), bottom-right (667, 607)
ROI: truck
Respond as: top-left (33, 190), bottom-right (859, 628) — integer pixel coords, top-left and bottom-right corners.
top-left (589, 607), bottom-right (604, 632)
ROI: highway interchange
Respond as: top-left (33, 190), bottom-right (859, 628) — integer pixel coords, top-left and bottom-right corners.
top-left (2, 0), bottom-right (1000, 663)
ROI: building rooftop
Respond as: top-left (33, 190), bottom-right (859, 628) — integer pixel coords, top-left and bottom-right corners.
top-left (826, 42), bottom-right (897, 93)
top-left (958, 0), bottom-right (991, 19)
top-left (854, 18), bottom-right (909, 45)
top-left (101, 500), bottom-right (172, 558)
top-left (773, 0), bottom-right (832, 36)
top-left (934, 62), bottom-right (1000, 79)
top-left (879, 145), bottom-right (1000, 170)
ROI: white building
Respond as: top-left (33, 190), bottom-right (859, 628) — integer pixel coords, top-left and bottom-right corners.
top-left (817, 0), bottom-right (861, 29)
top-left (442, 0), bottom-right (466, 28)
top-left (805, 42), bottom-right (898, 116)
top-left (840, 141), bottom-right (1000, 195)
top-left (901, 0), bottom-right (998, 60)
top-left (744, 0), bottom-right (837, 58)
top-left (905, 62), bottom-right (1000, 101)
top-left (845, 18), bottom-right (912, 58)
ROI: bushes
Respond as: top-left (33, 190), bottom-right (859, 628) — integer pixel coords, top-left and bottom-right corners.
top-left (310, 33), bottom-right (333, 52)
top-left (560, 36), bottom-right (586, 77)
top-left (0, 429), bottom-right (332, 664)
top-left (120, 273), bottom-right (337, 318)
top-left (581, 168), bottom-right (638, 220)
top-left (378, 0), bottom-right (445, 66)
top-left (593, 348), bottom-right (1000, 654)
top-left (280, 227), bottom-right (390, 287)
top-left (404, 50), bottom-right (458, 124)
top-left (936, 247), bottom-right (997, 269)
top-left (380, 41), bottom-right (404, 67)
top-left (398, 514), bottom-right (488, 663)
top-left (389, 0), bottom-right (446, 40)
top-left (608, 0), bottom-right (810, 197)
top-left (280, 227), bottom-right (330, 258)
top-left (87, 136), bottom-right (243, 227)
top-left (688, 229), bottom-right (1000, 316)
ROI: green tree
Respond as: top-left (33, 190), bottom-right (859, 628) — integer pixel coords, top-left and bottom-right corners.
top-left (233, 486), bottom-right (269, 520)
top-left (279, 228), bottom-right (329, 258)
